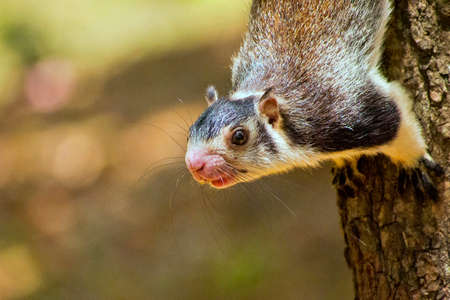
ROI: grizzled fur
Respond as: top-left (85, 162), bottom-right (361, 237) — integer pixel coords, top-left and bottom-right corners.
top-left (232, 0), bottom-right (388, 95)
top-left (231, 0), bottom-right (398, 152)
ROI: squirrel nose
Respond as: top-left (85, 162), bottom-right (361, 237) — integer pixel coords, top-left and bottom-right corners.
top-left (188, 159), bottom-right (205, 172)
top-left (185, 149), bottom-right (208, 172)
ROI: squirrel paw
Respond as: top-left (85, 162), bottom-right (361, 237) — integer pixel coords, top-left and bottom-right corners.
top-left (398, 154), bottom-right (442, 202)
top-left (419, 155), bottom-right (444, 176)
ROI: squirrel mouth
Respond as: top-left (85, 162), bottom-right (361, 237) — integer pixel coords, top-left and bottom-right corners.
top-left (210, 175), bottom-right (236, 189)
top-left (190, 171), bottom-right (237, 189)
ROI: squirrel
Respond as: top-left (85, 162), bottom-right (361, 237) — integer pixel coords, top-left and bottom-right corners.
top-left (185, 0), bottom-right (428, 189)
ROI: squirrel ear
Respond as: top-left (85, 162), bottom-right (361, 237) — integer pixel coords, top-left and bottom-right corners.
top-left (258, 88), bottom-right (279, 127)
top-left (205, 86), bottom-right (218, 106)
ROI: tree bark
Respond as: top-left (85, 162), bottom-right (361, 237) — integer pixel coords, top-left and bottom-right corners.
top-left (332, 1), bottom-right (449, 299)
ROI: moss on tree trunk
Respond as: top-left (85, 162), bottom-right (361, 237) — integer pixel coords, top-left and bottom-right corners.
top-left (332, 0), bottom-right (449, 299)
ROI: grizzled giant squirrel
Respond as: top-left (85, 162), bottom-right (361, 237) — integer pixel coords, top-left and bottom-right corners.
top-left (185, 0), bottom-right (428, 189)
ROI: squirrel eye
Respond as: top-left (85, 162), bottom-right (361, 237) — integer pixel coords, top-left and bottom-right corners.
top-left (231, 129), bottom-right (248, 146)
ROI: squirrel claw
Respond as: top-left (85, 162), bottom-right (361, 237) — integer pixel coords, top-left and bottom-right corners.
top-left (419, 155), bottom-right (444, 176)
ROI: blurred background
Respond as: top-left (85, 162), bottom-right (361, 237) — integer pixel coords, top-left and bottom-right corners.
top-left (0, 0), bottom-right (352, 299)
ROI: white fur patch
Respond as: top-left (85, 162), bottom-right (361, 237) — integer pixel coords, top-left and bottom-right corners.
top-left (231, 90), bottom-right (264, 100)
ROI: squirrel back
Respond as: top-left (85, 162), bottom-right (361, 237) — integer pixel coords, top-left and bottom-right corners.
top-left (232, 0), bottom-right (390, 97)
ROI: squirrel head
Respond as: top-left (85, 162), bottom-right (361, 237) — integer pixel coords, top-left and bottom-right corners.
top-left (185, 87), bottom-right (298, 189)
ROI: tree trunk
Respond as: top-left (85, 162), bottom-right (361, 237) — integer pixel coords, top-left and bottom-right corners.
top-left (332, 1), bottom-right (449, 299)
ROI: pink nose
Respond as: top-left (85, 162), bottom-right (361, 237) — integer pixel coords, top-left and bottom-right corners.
top-left (185, 148), bottom-right (208, 172)
top-left (185, 148), bottom-right (226, 181)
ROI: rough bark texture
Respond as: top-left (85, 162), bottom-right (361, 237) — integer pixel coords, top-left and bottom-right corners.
top-left (332, 1), bottom-right (449, 299)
